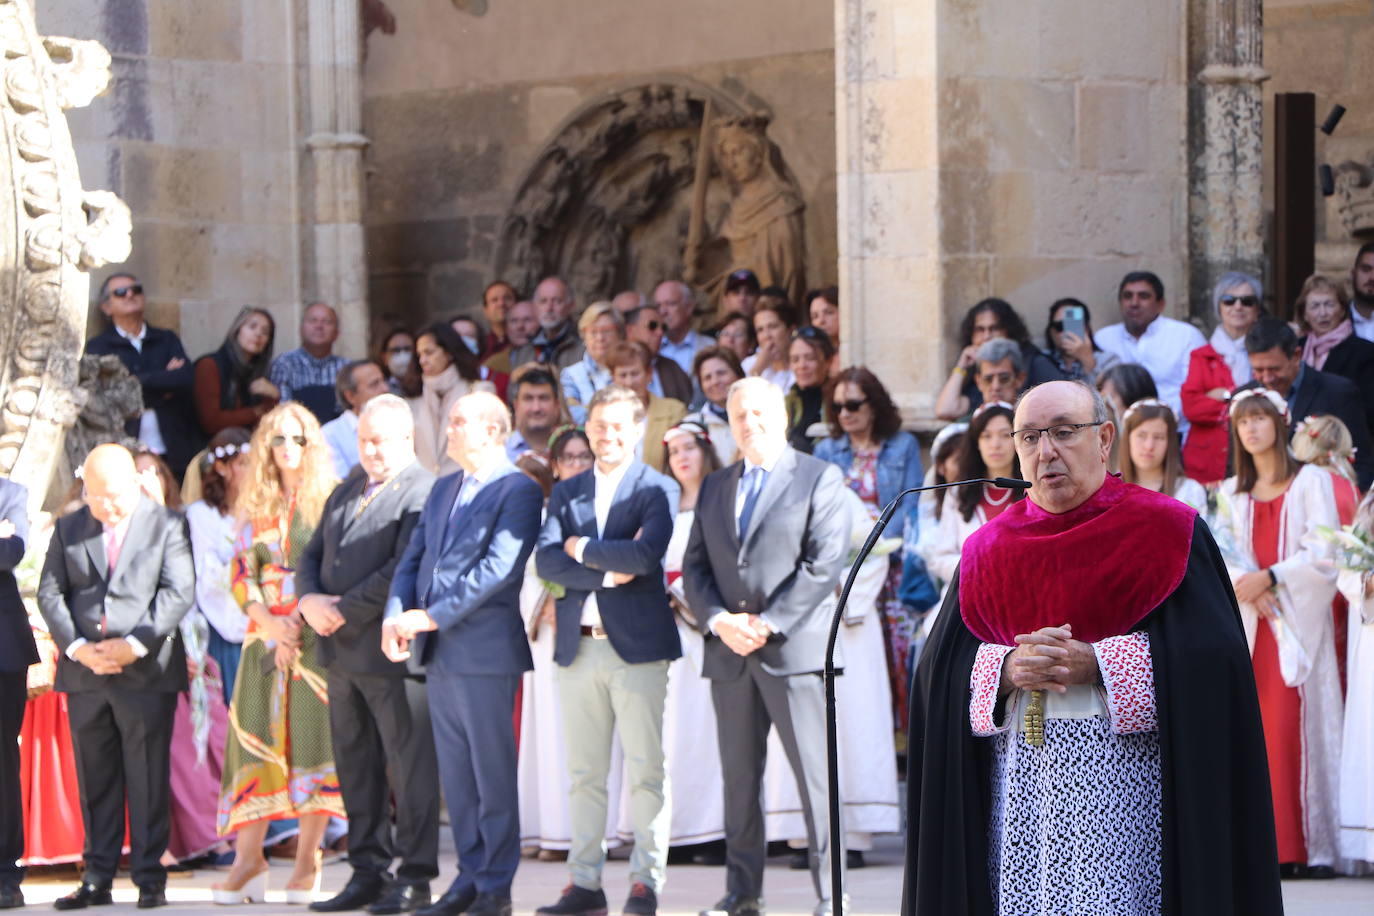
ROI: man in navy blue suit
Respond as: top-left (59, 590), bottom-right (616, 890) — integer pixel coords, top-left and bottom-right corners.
top-left (382, 391), bottom-right (542, 916)
top-left (534, 386), bottom-right (681, 916)
top-left (0, 479), bottom-right (38, 909)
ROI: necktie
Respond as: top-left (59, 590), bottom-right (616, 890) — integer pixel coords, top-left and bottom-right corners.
top-left (737, 467), bottom-right (765, 540)
top-left (105, 527), bottom-right (121, 577)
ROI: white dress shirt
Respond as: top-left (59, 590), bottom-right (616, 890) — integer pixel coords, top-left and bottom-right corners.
top-left (572, 458), bottom-right (635, 628)
top-left (1095, 315), bottom-right (1206, 436)
top-left (709, 450), bottom-right (781, 635)
top-left (1353, 306), bottom-right (1374, 342)
top-left (322, 409), bottom-right (360, 479)
top-left (660, 329), bottom-right (710, 376)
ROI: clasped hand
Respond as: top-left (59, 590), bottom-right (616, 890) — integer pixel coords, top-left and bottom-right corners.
top-left (73, 638), bottom-right (138, 676)
top-left (999, 624), bottom-right (1098, 696)
top-left (298, 593), bottom-right (345, 636)
top-left (380, 609), bottom-right (437, 663)
top-left (1233, 570), bottom-right (1280, 619)
top-left (717, 613), bottom-right (771, 657)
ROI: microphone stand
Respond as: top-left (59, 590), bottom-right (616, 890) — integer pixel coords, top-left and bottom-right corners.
top-left (822, 476), bottom-right (1030, 906)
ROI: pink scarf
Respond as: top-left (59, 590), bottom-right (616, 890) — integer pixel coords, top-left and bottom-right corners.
top-left (1302, 318), bottom-right (1353, 370)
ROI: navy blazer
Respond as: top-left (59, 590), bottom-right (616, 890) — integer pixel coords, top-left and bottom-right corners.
top-left (85, 324), bottom-right (203, 475)
top-left (385, 461), bottom-right (540, 677)
top-left (536, 461), bottom-right (682, 667)
top-left (0, 479), bottom-right (39, 673)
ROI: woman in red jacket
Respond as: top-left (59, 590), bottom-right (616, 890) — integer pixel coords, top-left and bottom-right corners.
top-left (1180, 271), bottom-right (1263, 483)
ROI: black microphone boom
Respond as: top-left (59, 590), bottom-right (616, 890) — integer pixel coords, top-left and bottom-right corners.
top-left (821, 476), bottom-right (1029, 907)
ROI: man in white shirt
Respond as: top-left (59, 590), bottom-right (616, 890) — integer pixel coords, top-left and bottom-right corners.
top-left (1094, 271), bottom-right (1205, 434)
top-left (654, 281), bottom-right (712, 376)
top-left (321, 360), bottom-right (391, 478)
top-left (534, 387), bottom-right (681, 916)
top-left (1350, 242), bottom-right (1374, 341)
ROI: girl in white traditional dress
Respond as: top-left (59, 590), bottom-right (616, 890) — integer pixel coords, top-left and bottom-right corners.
top-left (1117, 399), bottom-right (1208, 513)
top-left (919, 402), bottom-right (1023, 593)
top-left (516, 428), bottom-right (624, 860)
top-left (1334, 488), bottom-right (1374, 867)
top-left (1213, 388), bottom-right (1344, 877)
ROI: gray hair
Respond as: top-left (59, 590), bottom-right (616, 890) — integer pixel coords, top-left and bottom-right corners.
top-left (358, 392), bottom-right (413, 434)
top-left (1014, 380), bottom-right (1110, 424)
top-left (1211, 271), bottom-right (1264, 317)
top-left (975, 337), bottom-right (1025, 375)
top-left (453, 390), bottom-right (512, 440)
top-left (727, 375), bottom-right (785, 409)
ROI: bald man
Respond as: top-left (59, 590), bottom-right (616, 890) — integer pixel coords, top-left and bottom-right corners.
top-left (37, 444), bottom-right (195, 910)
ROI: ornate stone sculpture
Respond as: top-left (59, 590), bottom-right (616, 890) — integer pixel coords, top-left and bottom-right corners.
top-left (1334, 156), bottom-right (1374, 239)
top-left (495, 80), bottom-right (807, 308)
top-left (0, 0), bottom-right (130, 510)
top-left (62, 355), bottom-right (142, 475)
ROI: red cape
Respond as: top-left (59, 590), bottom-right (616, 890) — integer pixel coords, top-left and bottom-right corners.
top-left (959, 473), bottom-right (1196, 646)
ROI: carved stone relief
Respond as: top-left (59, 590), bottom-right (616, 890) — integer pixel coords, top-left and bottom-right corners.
top-left (61, 355), bottom-right (142, 476)
top-left (1334, 156), bottom-right (1374, 238)
top-left (494, 80), bottom-right (808, 309)
top-left (0, 0), bottom-right (130, 510)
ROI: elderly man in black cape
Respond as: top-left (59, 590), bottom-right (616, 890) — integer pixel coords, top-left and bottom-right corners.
top-left (903, 380), bottom-right (1282, 916)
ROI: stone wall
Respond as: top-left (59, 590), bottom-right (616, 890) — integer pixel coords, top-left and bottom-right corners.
top-left (361, 0), bottom-right (837, 329)
top-left (36, 0), bottom-right (307, 360)
top-left (1264, 0), bottom-right (1374, 279)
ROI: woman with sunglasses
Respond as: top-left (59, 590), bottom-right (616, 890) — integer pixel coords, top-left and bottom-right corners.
top-left (1042, 298), bottom-right (1118, 383)
top-left (1180, 271), bottom-right (1263, 483)
top-left (194, 306), bottom-right (279, 437)
top-left (1213, 388), bottom-right (1342, 879)
top-left (1296, 273), bottom-right (1374, 435)
top-left (815, 367), bottom-right (936, 741)
top-left (214, 403), bottom-right (341, 904)
top-left (785, 325), bottom-right (835, 454)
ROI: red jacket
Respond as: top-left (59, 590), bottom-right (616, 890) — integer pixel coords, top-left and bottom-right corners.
top-left (1180, 343), bottom-right (1234, 484)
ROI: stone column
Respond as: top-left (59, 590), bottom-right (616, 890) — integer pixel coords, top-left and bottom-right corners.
top-left (834, 0), bottom-right (946, 427)
top-left (1189, 0), bottom-right (1267, 320)
top-left (305, 0), bottom-right (369, 358)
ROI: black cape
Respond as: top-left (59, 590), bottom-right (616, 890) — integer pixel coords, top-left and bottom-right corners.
top-left (902, 517), bottom-right (1283, 916)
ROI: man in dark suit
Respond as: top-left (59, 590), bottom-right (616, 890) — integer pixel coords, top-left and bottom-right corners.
top-left (84, 273), bottom-right (202, 478)
top-left (534, 386), bottom-right (681, 916)
top-left (383, 392), bottom-right (543, 916)
top-left (36, 445), bottom-right (195, 910)
top-left (0, 479), bottom-right (38, 909)
top-left (683, 378), bottom-right (850, 916)
top-left (296, 394), bottom-right (439, 915)
top-left (1242, 316), bottom-right (1374, 488)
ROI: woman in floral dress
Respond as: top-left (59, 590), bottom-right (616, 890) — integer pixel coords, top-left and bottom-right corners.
top-left (213, 403), bottom-right (341, 904)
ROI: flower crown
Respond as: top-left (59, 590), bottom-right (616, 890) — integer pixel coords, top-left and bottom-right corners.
top-left (1227, 387), bottom-right (1290, 424)
top-left (971, 400), bottom-right (1015, 420)
top-left (202, 442), bottom-right (246, 467)
top-left (1294, 414), bottom-right (1358, 463)
top-left (1121, 397), bottom-right (1174, 423)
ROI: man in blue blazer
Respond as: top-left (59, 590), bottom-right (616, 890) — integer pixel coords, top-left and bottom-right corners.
top-left (534, 386), bottom-right (680, 916)
top-left (383, 392), bottom-right (542, 916)
top-left (0, 479), bottom-right (38, 909)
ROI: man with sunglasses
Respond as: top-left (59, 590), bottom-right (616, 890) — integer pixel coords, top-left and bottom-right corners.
top-left (626, 305), bottom-right (695, 405)
top-left (84, 273), bottom-right (201, 478)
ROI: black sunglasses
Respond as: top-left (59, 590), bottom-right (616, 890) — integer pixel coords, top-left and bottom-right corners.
top-left (832, 398), bottom-right (868, 414)
top-left (642, 320), bottom-right (661, 331)
top-left (269, 435), bottom-right (308, 448)
top-left (1220, 294), bottom-right (1260, 308)
top-left (108, 284), bottom-right (143, 299)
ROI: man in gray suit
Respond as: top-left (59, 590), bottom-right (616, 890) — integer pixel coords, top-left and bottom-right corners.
top-left (37, 444), bottom-right (195, 910)
top-left (683, 378), bottom-right (850, 916)
top-left (297, 394), bottom-right (439, 915)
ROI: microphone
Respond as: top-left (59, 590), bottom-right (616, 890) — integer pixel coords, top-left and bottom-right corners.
top-left (821, 475), bottom-right (1029, 903)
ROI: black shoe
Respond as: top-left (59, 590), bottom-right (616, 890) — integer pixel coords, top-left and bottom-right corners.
top-left (788, 850), bottom-right (809, 870)
top-left (0, 885), bottom-right (23, 909)
top-left (845, 850), bottom-right (865, 870)
top-left (622, 884), bottom-right (657, 916)
top-left (135, 886), bottom-right (167, 910)
top-left (465, 895), bottom-right (511, 916)
top-left (312, 874), bottom-right (391, 912)
top-left (698, 894), bottom-right (763, 916)
top-left (53, 885), bottom-right (113, 911)
top-left (536, 885), bottom-right (608, 916)
top-left (370, 883), bottom-right (431, 915)
top-left (1278, 862), bottom-right (1304, 880)
top-left (1306, 865), bottom-right (1336, 880)
top-left (416, 885), bottom-right (476, 916)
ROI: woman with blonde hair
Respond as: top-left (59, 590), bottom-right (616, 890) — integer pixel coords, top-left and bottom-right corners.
top-left (213, 403), bottom-right (342, 904)
top-left (1213, 389), bottom-right (1342, 878)
top-left (1117, 399), bottom-right (1207, 513)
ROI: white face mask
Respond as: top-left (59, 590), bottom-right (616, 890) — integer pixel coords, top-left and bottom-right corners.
top-left (388, 351), bottom-right (412, 377)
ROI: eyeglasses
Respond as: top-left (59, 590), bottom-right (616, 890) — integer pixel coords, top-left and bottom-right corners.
top-left (269, 435), bottom-right (308, 448)
top-left (108, 284), bottom-right (143, 299)
top-left (832, 398), bottom-right (868, 414)
top-left (1011, 422), bottom-right (1103, 452)
top-left (559, 452), bottom-right (594, 465)
top-left (1219, 294), bottom-right (1260, 308)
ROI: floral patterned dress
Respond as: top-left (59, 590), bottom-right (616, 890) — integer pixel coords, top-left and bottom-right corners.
top-left (218, 503), bottom-right (342, 833)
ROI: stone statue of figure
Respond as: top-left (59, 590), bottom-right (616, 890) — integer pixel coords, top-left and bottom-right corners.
top-left (686, 114), bottom-right (806, 311)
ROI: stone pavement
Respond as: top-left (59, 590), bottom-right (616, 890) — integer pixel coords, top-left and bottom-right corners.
top-left (13, 836), bottom-right (1374, 915)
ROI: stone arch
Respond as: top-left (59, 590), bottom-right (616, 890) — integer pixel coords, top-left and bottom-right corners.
top-left (493, 77), bottom-right (752, 302)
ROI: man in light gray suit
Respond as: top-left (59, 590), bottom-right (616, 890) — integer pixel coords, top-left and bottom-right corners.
top-left (37, 444), bottom-right (195, 910)
top-left (683, 378), bottom-right (851, 916)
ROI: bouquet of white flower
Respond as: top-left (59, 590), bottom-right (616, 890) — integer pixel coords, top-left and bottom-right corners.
top-left (1317, 523), bottom-right (1374, 575)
